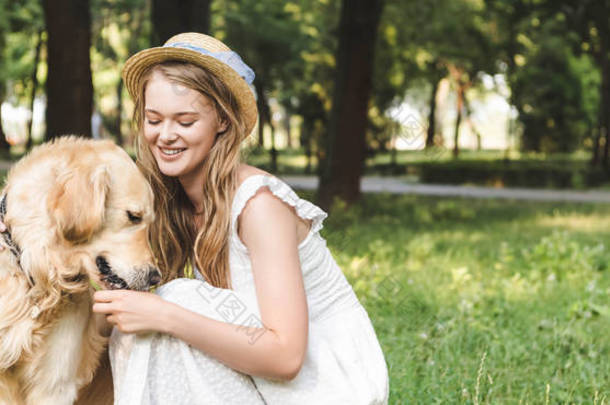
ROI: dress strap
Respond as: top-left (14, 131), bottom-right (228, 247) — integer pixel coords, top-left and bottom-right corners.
top-left (230, 174), bottom-right (328, 241)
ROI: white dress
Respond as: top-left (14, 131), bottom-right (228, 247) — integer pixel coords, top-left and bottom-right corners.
top-left (109, 174), bottom-right (389, 404)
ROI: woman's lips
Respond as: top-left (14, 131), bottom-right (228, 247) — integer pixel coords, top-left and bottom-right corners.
top-left (158, 147), bottom-right (186, 160)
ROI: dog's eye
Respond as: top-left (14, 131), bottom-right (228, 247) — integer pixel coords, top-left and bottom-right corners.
top-left (127, 211), bottom-right (142, 224)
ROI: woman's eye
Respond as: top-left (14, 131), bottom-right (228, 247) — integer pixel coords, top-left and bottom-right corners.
top-left (147, 120), bottom-right (160, 125)
top-left (127, 211), bottom-right (142, 224)
top-left (179, 122), bottom-right (194, 127)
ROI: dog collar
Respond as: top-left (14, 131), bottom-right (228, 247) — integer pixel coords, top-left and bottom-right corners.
top-left (0, 194), bottom-right (31, 285)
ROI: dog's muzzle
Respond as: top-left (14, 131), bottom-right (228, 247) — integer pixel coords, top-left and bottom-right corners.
top-left (95, 256), bottom-right (161, 290)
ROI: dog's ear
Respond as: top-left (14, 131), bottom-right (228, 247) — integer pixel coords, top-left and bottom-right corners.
top-left (48, 165), bottom-right (110, 243)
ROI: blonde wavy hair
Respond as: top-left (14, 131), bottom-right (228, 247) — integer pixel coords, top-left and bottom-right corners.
top-left (132, 61), bottom-right (248, 288)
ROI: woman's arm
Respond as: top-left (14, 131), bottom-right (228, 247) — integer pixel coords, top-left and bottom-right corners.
top-left (168, 188), bottom-right (309, 379)
top-left (93, 188), bottom-right (309, 381)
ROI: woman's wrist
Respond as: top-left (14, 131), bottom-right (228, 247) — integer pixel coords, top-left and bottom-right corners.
top-left (156, 298), bottom-right (180, 335)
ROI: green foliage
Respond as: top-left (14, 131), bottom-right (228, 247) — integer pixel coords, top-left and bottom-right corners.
top-left (370, 0), bottom-right (501, 157)
top-left (0, 0), bottom-right (607, 167)
top-left (417, 159), bottom-right (607, 189)
top-left (512, 18), bottom-right (598, 153)
top-left (0, 0), bottom-right (7, 99)
top-left (89, 0), bottom-right (151, 142)
top-left (214, 0), bottom-right (340, 159)
top-left (312, 191), bottom-right (610, 403)
top-left (0, 0), bottom-right (43, 102)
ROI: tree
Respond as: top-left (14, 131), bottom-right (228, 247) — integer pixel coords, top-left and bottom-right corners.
top-left (0, 0), bottom-right (11, 151)
top-left (91, 0), bottom-right (151, 145)
top-left (151, 0), bottom-right (211, 45)
top-left (284, 0), bottom-right (340, 172)
top-left (0, 0), bottom-right (46, 149)
top-left (317, 0), bottom-right (384, 210)
top-left (377, 0), bottom-right (497, 159)
top-left (25, 28), bottom-right (43, 149)
top-left (512, 19), bottom-right (596, 153)
top-left (374, 1), bottom-right (447, 153)
top-left (553, 0), bottom-right (610, 168)
top-left (43, 0), bottom-right (94, 140)
top-left (488, 0), bottom-right (606, 158)
top-left (220, 0), bottom-right (313, 171)
top-left (430, 0), bottom-right (496, 158)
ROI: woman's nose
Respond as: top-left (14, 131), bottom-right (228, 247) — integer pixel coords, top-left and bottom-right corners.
top-left (159, 123), bottom-right (178, 143)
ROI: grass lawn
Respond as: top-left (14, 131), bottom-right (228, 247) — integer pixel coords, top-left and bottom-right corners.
top-left (312, 192), bottom-right (610, 404)
top-left (1, 154), bottom-right (607, 402)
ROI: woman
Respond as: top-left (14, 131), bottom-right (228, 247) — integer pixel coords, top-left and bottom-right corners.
top-left (30, 32), bottom-right (389, 404)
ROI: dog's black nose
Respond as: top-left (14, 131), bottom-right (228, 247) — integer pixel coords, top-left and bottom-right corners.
top-left (148, 268), bottom-right (161, 286)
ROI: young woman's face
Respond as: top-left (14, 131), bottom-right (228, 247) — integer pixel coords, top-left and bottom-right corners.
top-left (143, 70), bottom-right (227, 183)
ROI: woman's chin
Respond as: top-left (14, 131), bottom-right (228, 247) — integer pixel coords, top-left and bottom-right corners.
top-left (157, 163), bottom-right (184, 178)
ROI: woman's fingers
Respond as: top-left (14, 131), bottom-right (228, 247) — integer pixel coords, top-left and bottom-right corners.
top-left (93, 289), bottom-right (127, 302)
top-left (92, 302), bottom-right (115, 314)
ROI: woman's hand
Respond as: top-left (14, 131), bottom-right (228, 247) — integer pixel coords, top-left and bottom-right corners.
top-left (92, 290), bottom-right (170, 334)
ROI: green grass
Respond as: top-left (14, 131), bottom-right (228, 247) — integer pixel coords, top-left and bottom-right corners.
top-left (309, 192), bottom-right (610, 404)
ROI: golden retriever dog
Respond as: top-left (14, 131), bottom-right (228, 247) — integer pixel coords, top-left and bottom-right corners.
top-left (0, 137), bottom-right (160, 405)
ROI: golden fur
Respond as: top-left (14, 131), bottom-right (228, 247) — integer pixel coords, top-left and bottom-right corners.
top-left (0, 137), bottom-right (158, 405)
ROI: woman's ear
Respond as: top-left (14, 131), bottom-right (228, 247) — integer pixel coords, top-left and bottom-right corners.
top-left (217, 118), bottom-right (229, 135)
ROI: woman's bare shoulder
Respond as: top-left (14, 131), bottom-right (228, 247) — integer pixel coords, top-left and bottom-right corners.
top-left (236, 164), bottom-right (272, 186)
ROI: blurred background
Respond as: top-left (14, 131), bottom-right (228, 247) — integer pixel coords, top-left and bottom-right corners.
top-left (1, 0), bottom-right (610, 206)
top-left (1, 1), bottom-right (609, 402)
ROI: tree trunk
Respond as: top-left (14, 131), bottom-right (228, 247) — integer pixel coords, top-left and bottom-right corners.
top-left (257, 119), bottom-right (265, 148)
top-left (390, 139), bottom-right (397, 169)
top-left (115, 79), bottom-right (124, 146)
top-left (151, 0), bottom-right (211, 45)
top-left (26, 29), bottom-right (44, 150)
top-left (599, 52), bottom-right (610, 170)
top-left (300, 120), bottom-right (313, 174)
top-left (464, 96), bottom-right (482, 150)
top-left (0, 22), bottom-right (7, 151)
top-left (591, 93), bottom-right (601, 167)
top-left (425, 77), bottom-right (440, 148)
top-left (254, 79), bottom-right (270, 148)
top-left (43, 0), bottom-right (93, 140)
top-left (453, 84), bottom-right (464, 159)
top-left (284, 112), bottom-right (292, 149)
top-left (270, 125), bottom-right (278, 173)
top-left (317, 0), bottom-right (384, 210)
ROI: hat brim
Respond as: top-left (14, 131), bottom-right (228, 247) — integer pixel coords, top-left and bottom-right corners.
top-left (122, 47), bottom-right (258, 137)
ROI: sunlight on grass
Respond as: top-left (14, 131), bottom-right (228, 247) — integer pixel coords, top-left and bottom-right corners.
top-left (537, 213), bottom-right (610, 232)
top-left (311, 192), bottom-right (610, 403)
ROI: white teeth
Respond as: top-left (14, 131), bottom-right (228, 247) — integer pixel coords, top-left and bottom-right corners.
top-left (161, 148), bottom-right (184, 155)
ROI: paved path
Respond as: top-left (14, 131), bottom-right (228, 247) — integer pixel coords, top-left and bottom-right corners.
top-left (280, 176), bottom-right (610, 204)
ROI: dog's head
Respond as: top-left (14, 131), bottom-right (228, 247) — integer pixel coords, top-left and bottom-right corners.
top-left (5, 137), bottom-right (161, 292)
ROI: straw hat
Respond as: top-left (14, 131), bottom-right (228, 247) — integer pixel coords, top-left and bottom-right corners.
top-left (122, 32), bottom-right (258, 136)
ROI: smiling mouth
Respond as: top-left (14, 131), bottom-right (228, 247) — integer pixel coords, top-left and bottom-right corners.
top-left (95, 256), bottom-right (129, 290)
top-left (160, 147), bottom-right (186, 156)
